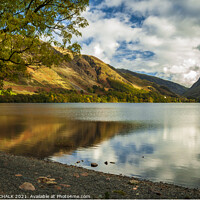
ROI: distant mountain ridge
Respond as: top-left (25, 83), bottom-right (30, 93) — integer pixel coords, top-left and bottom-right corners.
top-left (117, 69), bottom-right (188, 95)
top-left (184, 78), bottom-right (200, 99)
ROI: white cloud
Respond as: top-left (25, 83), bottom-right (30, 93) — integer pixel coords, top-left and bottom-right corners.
top-left (76, 0), bottom-right (200, 87)
top-left (78, 10), bottom-right (140, 63)
top-left (100, 0), bottom-right (123, 8)
top-left (143, 16), bottom-right (176, 37)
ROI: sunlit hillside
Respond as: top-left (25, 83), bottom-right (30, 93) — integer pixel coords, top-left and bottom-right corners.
top-left (4, 46), bottom-right (185, 99)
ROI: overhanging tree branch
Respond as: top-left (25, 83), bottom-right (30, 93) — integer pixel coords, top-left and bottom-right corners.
top-left (0, 0), bottom-right (89, 88)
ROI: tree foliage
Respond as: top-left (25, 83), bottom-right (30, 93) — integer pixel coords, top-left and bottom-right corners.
top-left (0, 87), bottom-right (196, 103)
top-left (0, 0), bottom-right (89, 88)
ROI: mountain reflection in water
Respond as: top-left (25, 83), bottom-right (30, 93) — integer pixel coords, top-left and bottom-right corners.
top-left (0, 116), bottom-right (147, 158)
top-left (1, 103), bottom-right (200, 189)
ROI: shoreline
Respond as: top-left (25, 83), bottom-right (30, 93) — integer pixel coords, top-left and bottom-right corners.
top-left (0, 152), bottom-right (200, 199)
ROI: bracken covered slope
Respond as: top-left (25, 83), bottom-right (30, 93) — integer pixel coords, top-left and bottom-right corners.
top-left (3, 47), bottom-right (186, 97)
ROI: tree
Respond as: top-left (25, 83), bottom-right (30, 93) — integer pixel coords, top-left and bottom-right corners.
top-left (0, 0), bottom-right (89, 88)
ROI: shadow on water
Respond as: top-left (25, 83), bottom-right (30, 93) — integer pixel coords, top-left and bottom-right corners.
top-left (0, 115), bottom-right (150, 159)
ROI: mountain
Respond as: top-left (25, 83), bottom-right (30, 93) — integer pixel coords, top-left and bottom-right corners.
top-left (2, 46), bottom-right (190, 102)
top-left (184, 78), bottom-right (200, 99)
top-left (117, 69), bottom-right (188, 95)
top-left (4, 53), bottom-right (132, 94)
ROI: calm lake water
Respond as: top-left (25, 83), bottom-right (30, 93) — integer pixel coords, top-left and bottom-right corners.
top-left (0, 103), bottom-right (200, 188)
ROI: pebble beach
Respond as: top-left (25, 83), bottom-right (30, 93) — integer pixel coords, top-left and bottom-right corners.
top-left (0, 152), bottom-right (200, 199)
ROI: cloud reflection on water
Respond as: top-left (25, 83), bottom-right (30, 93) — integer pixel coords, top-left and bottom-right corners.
top-left (52, 121), bottom-right (200, 188)
top-left (0, 103), bottom-right (200, 188)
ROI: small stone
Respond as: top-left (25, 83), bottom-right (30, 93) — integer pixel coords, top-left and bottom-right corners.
top-left (129, 180), bottom-right (139, 185)
top-left (37, 177), bottom-right (48, 183)
top-left (15, 174), bottom-right (23, 177)
top-left (46, 181), bottom-right (57, 185)
top-left (37, 177), bottom-right (56, 184)
top-left (156, 191), bottom-right (161, 196)
top-left (76, 161), bottom-right (80, 164)
top-left (49, 178), bottom-right (56, 181)
top-left (81, 172), bottom-right (89, 177)
top-left (150, 189), bottom-right (161, 196)
top-left (91, 163), bottom-right (98, 167)
top-left (73, 173), bottom-right (80, 178)
top-left (104, 161), bottom-right (108, 165)
top-left (110, 162), bottom-right (115, 164)
top-left (60, 184), bottom-right (70, 188)
top-left (19, 182), bottom-right (35, 191)
top-left (54, 185), bottom-right (61, 190)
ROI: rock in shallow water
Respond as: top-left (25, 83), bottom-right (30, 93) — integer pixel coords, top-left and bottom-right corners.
top-left (91, 163), bottom-right (98, 167)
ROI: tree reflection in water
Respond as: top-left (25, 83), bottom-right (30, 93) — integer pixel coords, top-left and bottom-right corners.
top-left (0, 115), bottom-right (146, 158)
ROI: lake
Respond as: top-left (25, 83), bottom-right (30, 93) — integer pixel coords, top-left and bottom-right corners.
top-left (0, 103), bottom-right (200, 188)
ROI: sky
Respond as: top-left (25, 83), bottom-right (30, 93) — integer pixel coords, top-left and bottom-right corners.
top-left (74, 0), bottom-right (200, 87)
